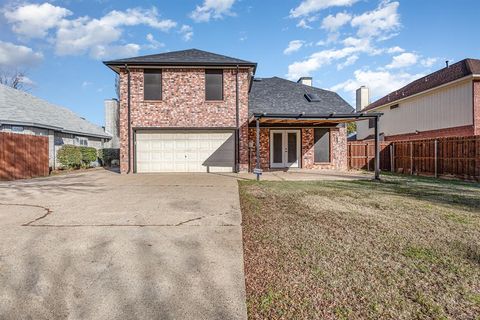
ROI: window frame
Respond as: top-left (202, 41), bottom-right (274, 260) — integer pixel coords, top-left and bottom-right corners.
top-left (368, 118), bottom-right (376, 129)
top-left (76, 137), bottom-right (88, 146)
top-left (205, 69), bottom-right (224, 101)
top-left (313, 128), bottom-right (331, 163)
top-left (143, 69), bottom-right (162, 101)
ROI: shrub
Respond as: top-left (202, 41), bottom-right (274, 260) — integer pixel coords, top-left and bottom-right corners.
top-left (57, 145), bottom-right (82, 169)
top-left (79, 146), bottom-right (97, 167)
top-left (98, 148), bottom-right (120, 167)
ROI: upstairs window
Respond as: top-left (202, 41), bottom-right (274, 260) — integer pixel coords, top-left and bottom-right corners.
top-left (368, 118), bottom-right (375, 129)
top-left (144, 70), bottom-right (162, 100)
top-left (314, 128), bottom-right (330, 163)
top-left (205, 69), bottom-right (223, 101)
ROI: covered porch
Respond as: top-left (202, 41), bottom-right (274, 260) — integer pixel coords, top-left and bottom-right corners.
top-left (247, 112), bottom-right (382, 180)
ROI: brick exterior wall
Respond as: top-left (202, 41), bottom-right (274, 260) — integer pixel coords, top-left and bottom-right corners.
top-left (248, 127), bottom-right (348, 171)
top-left (118, 67), bottom-right (252, 173)
top-left (473, 81), bottom-right (480, 135)
top-left (248, 128), bottom-right (270, 170)
top-left (302, 127), bottom-right (347, 170)
top-left (384, 125), bottom-right (474, 141)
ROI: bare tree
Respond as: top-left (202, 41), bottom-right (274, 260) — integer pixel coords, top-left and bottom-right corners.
top-left (0, 69), bottom-right (32, 91)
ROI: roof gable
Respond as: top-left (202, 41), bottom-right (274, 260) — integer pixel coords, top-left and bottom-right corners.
top-left (249, 77), bottom-right (353, 116)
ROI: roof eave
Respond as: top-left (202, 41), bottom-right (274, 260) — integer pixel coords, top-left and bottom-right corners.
top-left (103, 61), bottom-right (257, 72)
top-left (365, 74), bottom-right (477, 112)
top-left (0, 119), bottom-right (111, 139)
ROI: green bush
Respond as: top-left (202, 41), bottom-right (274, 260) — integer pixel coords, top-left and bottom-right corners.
top-left (57, 145), bottom-right (82, 169)
top-left (79, 146), bottom-right (97, 166)
top-left (98, 148), bottom-right (120, 167)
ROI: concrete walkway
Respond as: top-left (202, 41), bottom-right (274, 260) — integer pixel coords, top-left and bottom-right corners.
top-left (0, 170), bottom-right (247, 320)
top-left (237, 169), bottom-right (374, 181)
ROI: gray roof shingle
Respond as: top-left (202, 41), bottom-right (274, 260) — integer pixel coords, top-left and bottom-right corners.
top-left (104, 48), bottom-right (257, 69)
top-left (249, 77), bottom-right (354, 116)
top-left (0, 84), bottom-right (110, 138)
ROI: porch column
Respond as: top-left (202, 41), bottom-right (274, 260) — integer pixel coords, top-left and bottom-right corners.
top-left (374, 115), bottom-right (381, 180)
top-left (256, 117), bottom-right (260, 181)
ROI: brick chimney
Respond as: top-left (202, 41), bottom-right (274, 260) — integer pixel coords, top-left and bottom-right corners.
top-left (356, 86), bottom-right (370, 112)
top-left (104, 98), bottom-right (120, 148)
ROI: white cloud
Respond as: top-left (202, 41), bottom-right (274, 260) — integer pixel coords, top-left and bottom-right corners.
top-left (90, 44), bottom-right (141, 60)
top-left (287, 37), bottom-right (376, 79)
top-left (321, 12), bottom-right (352, 32)
top-left (290, 0), bottom-right (358, 18)
top-left (0, 41), bottom-right (43, 67)
top-left (4, 3), bottom-right (72, 38)
top-left (421, 57), bottom-right (437, 67)
top-left (350, 1), bottom-right (400, 39)
top-left (190, 0), bottom-right (236, 22)
top-left (179, 25), bottom-right (194, 41)
top-left (386, 52), bottom-right (418, 69)
top-left (387, 46), bottom-right (404, 54)
top-left (287, 47), bottom-right (358, 79)
top-left (331, 69), bottom-right (423, 101)
top-left (284, 40), bottom-right (305, 55)
top-left (296, 19), bottom-right (313, 29)
top-left (54, 7), bottom-right (175, 57)
top-left (337, 55), bottom-right (358, 70)
top-left (4, 4), bottom-right (176, 59)
top-left (145, 33), bottom-right (165, 49)
top-left (296, 15), bottom-right (318, 29)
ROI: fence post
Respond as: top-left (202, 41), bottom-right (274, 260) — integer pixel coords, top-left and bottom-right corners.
top-left (348, 143), bottom-right (351, 169)
top-left (390, 143), bottom-right (394, 172)
top-left (434, 139), bottom-right (438, 178)
top-left (410, 141), bottom-right (413, 175)
top-left (366, 143), bottom-right (369, 171)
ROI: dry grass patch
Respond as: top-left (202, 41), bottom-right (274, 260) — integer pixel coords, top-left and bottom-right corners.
top-left (239, 175), bottom-right (480, 320)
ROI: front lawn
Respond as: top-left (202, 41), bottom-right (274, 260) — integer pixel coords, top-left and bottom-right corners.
top-left (239, 175), bottom-right (480, 319)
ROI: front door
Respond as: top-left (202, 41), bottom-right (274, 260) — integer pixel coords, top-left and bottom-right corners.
top-left (270, 130), bottom-right (300, 168)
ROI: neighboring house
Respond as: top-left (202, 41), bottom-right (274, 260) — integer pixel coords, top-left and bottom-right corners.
top-left (104, 49), bottom-right (357, 174)
top-left (356, 59), bottom-right (480, 141)
top-left (0, 84), bottom-right (111, 168)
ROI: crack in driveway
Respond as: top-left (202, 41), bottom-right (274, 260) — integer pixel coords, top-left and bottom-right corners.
top-left (0, 203), bottom-right (53, 226)
top-left (0, 202), bottom-right (236, 228)
top-left (12, 209), bottom-right (236, 228)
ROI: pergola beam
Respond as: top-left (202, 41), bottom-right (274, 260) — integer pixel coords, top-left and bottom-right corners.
top-left (251, 112), bottom-right (383, 181)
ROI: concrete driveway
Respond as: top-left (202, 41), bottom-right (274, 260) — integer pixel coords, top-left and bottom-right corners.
top-left (0, 169), bottom-right (246, 320)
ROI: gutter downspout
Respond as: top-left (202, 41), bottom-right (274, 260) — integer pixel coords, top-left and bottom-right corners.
top-left (125, 64), bottom-right (132, 174)
top-left (235, 65), bottom-right (240, 173)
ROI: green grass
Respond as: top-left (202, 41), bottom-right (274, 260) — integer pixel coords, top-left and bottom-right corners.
top-left (240, 175), bottom-right (480, 320)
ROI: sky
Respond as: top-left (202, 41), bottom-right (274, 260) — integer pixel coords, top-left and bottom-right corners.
top-left (1, 0), bottom-right (479, 126)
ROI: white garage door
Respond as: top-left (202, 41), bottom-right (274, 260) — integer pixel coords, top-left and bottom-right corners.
top-left (135, 130), bottom-right (235, 173)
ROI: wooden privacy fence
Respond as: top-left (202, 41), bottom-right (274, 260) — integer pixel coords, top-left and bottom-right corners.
top-left (348, 141), bottom-right (391, 172)
top-left (348, 135), bottom-right (480, 181)
top-left (0, 132), bottom-right (49, 180)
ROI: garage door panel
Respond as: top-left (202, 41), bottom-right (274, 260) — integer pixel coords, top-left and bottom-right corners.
top-left (135, 130), bottom-right (235, 173)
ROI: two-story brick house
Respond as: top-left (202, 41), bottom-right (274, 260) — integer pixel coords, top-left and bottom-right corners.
top-left (104, 49), bottom-right (363, 174)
